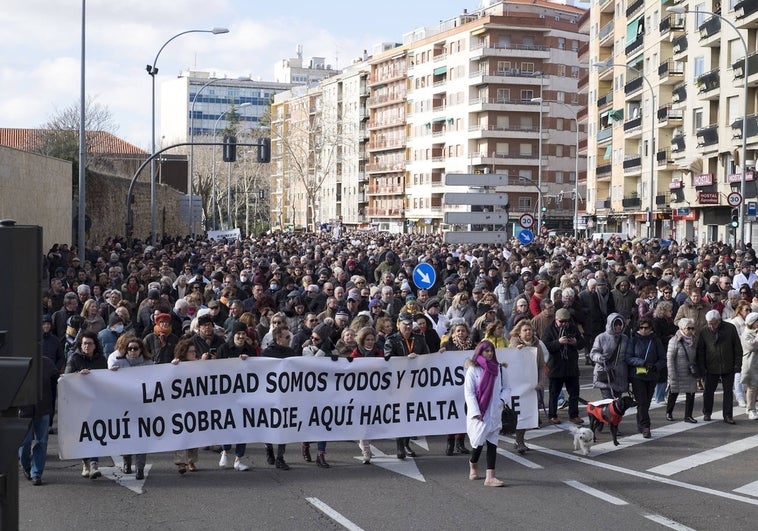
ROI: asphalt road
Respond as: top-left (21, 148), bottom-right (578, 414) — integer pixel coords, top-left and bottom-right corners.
top-left (16, 366), bottom-right (758, 531)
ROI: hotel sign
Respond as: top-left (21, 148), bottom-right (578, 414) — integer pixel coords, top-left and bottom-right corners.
top-left (698, 191), bottom-right (719, 204)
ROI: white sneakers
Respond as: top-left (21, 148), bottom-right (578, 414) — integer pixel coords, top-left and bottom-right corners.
top-left (748, 410), bottom-right (758, 420)
top-left (81, 462), bottom-right (90, 477)
top-left (233, 458), bottom-right (249, 471)
top-left (219, 451), bottom-right (229, 468)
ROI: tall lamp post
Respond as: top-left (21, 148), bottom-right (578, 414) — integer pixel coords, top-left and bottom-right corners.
top-left (146, 27), bottom-right (228, 243)
top-left (557, 102), bottom-right (581, 238)
top-left (531, 96), bottom-right (544, 229)
top-left (592, 60), bottom-right (656, 239)
top-left (667, 6), bottom-right (749, 247)
top-left (210, 102), bottom-right (251, 230)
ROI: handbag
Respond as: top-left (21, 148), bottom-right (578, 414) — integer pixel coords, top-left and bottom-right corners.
top-left (680, 339), bottom-right (701, 378)
top-left (500, 405), bottom-right (518, 435)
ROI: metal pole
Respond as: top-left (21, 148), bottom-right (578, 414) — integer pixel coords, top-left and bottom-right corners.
top-left (78, 0), bottom-right (86, 260)
top-left (227, 161), bottom-right (233, 229)
top-left (537, 94), bottom-right (543, 229)
top-left (574, 113), bottom-right (580, 239)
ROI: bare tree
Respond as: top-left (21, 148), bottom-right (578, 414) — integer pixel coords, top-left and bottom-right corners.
top-left (37, 95), bottom-right (118, 167)
top-left (275, 99), bottom-right (340, 231)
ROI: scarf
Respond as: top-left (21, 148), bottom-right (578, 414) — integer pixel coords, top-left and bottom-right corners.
top-left (452, 336), bottom-right (472, 350)
top-left (474, 352), bottom-right (499, 414)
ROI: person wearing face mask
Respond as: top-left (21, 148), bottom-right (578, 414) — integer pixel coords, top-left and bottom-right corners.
top-left (97, 313), bottom-right (124, 355)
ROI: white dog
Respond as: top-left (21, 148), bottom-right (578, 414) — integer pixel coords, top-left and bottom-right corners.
top-left (572, 427), bottom-right (595, 456)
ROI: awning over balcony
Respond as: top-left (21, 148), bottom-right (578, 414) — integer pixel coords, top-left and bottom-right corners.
top-left (604, 145), bottom-right (613, 159)
top-left (433, 66), bottom-right (447, 76)
top-left (609, 109), bottom-right (624, 122)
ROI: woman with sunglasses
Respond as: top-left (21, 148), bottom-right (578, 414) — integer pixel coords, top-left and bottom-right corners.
top-left (626, 317), bottom-right (665, 438)
top-left (108, 335), bottom-right (151, 479)
top-left (665, 318), bottom-right (699, 423)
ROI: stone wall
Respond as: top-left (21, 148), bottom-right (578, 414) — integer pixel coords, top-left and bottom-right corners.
top-left (0, 146), bottom-right (71, 252)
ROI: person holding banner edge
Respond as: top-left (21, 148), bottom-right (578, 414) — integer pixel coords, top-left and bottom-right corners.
top-left (464, 339), bottom-right (508, 487)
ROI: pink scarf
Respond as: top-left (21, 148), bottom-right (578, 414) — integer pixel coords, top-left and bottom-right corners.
top-left (474, 343), bottom-right (499, 414)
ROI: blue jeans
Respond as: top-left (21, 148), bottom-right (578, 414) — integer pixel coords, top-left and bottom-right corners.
top-left (19, 415), bottom-right (50, 479)
top-left (222, 443), bottom-right (247, 458)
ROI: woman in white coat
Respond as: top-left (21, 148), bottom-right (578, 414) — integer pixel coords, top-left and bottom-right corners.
top-left (464, 339), bottom-right (508, 487)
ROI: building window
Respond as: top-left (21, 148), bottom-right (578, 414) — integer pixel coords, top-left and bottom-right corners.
top-left (556, 171), bottom-right (564, 184)
top-left (521, 89), bottom-right (534, 101)
top-left (558, 38), bottom-right (566, 50)
top-left (693, 108), bottom-right (703, 132)
top-left (521, 62), bottom-right (535, 73)
top-left (496, 88), bottom-right (510, 102)
top-left (556, 145), bottom-right (564, 157)
top-left (518, 196), bottom-right (533, 209)
top-left (519, 143), bottom-right (533, 156)
top-left (497, 60), bottom-right (512, 72)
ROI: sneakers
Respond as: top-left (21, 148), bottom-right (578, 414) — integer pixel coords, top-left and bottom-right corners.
top-left (219, 451), bottom-right (229, 468)
top-left (738, 400), bottom-right (747, 408)
top-left (748, 410), bottom-right (758, 420)
top-left (188, 462), bottom-right (198, 472)
top-left (81, 462), bottom-right (90, 478)
top-left (514, 442), bottom-right (528, 455)
top-left (666, 413), bottom-right (674, 421)
top-left (557, 400), bottom-right (568, 410)
top-left (233, 458), bottom-right (249, 471)
top-left (569, 417), bottom-right (584, 425)
top-left (362, 452), bottom-right (372, 465)
top-left (89, 461), bottom-right (101, 479)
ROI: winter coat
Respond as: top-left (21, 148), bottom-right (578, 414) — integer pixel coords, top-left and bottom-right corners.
top-left (384, 332), bottom-right (430, 357)
top-left (18, 356), bottom-right (58, 419)
top-left (740, 328), bottom-right (758, 388)
top-left (65, 349), bottom-right (107, 374)
top-left (673, 299), bottom-right (710, 335)
top-left (542, 320), bottom-right (585, 378)
top-left (589, 313), bottom-right (629, 395)
top-left (464, 360), bottom-right (509, 448)
top-left (625, 331), bottom-right (665, 382)
top-left (696, 320), bottom-right (742, 376)
top-left (107, 351), bottom-right (151, 370)
top-left (666, 331), bottom-right (698, 394)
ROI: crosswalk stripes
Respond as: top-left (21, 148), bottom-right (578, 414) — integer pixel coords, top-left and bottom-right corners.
top-left (647, 434), bottom-right (758, 476)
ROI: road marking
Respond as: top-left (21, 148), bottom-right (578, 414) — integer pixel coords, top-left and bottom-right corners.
top-left (642, 513), bottom-right (696, 531)
top-left (589, 413), bottom-right (719, 456)
top-left (102, 456), bottom-right (150, 494)
top-left (409, 436), bottom-right (429, 452)
top-left (496, 446), bottom-right (544, 469)
top-left (564, 479), bottom-right (628, 505)
top-left (647, 434), bottom-right (758, 476)
top-left (734, 480), bottom-right (758, 497)
top-left (353, 444), bottom-right (426, 482)
top-left (528, 442), bottom-right (758, 506)
top-left (306, 497), bottom-right (365, 531)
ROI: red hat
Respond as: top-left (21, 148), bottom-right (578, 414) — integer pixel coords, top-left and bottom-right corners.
top-left (155, 313), bottom-right (171, 325)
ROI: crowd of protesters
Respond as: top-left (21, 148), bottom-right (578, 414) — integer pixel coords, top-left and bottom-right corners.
top-left (22, 230), bottom-right (758, 486)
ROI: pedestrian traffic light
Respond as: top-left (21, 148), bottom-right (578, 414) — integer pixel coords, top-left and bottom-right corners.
top-left (222, 135), bottom-right (237, 162)
top-left (257, 137), bottom-right (271, 163)
top-left (731, 208), bottom-right (740, 229)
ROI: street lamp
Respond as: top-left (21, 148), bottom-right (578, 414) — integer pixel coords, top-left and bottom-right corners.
top-left (592, 60), bottom-right (656, 239)
top-left (147, 27), bottom-right (228, 243)
top-left (557, 102), bottom-right (581, 238)
top-left (667, 6), bottom-right (749, 247)
top-left (531, 97), bottom-right (544, 229)
top-left (210, 103), bottom-right (251, 230)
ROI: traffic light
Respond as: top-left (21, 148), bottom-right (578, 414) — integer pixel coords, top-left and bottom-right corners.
top-left (731, 208), bottom-right (740, 229)
top-left (257, 137), bottom-right (271, 163)
top-left (222, 135), bottom-right (237, 162)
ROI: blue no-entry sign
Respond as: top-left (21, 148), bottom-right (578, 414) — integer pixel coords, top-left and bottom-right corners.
top-left (412, 263), bottom-right (437, 290)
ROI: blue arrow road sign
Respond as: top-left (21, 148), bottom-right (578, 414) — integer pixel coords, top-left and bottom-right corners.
top-left (518, 229), bottom-right (534, 245)
top-left (412, 262), bottom-right (437, 290)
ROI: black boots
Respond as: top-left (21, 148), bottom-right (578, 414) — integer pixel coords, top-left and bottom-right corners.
top-left (316, 451), bottom-right (330, 468)
top-left (302, 442), bottom-right (312, 462)
top-left (445, 437), bottom-right (455, 456)
top-left (274, 444), bottom-right (289, 470)
top-left (455, 437), bottom-right (470, 455)
top-left (265, 444), bottom-right (276, 465)
top-left (123, 455), bottom-right (132, 474)
top-left (396, 438), bottom-right (406, 459)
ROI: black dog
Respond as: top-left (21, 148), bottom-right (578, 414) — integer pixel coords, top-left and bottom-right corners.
top-left (578, 396), bottom-right (637, 446)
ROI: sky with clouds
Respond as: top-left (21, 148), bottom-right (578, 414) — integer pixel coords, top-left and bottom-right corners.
top-left (2, 0), bottom-right (478, 150)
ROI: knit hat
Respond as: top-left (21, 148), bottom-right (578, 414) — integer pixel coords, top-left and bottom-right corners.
top-left (108, 313), bottom-right (124, 327)
top-left (230, 321), bottom-right (247, 335)
top-left (42, 314), bottom-right (53, 324)
top-left (746, 312), bottom-right (758, 326)
top-left (154, 313), bottom-right (171, 325)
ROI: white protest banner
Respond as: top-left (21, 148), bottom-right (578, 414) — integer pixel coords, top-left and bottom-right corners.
top-left (58, 352), bottom-right (471, 459)
top-left (497, 347), bottom-right (539, 430)
top-left (207, 228), bottom-right (241, 241)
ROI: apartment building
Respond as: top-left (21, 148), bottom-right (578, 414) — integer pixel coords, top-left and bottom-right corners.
top-left (271, 0), bottom-right (588, 234)
top-left (583, 0), bottom-right (757, 244)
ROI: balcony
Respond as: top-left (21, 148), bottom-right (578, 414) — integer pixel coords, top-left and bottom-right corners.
top-left (597, 90), bottom-right (614, 109)
top-left (623, 115), bottom-right (642, 133)
top-left (599, 20), bottom-right (615, 47)
top-left (672, 82), bottom-right (687, 104)
top-left (659, 14), bottom-right (685, 35)
top-left (657, 148), bottom-right (676, 167)
top-left (733, 51), bottom-right (758, 83)
top-left (622, 194), bottom-right (642, 209)
top-left (735, 0), bottom-right (758, 29)
top-left (671, 134), bottom-right (686, 153)
top-left (696, 69), bottom-right (720, 99)
top-left (623, 155), bottom-right (642, 175)
top-left (659, 60), bottom-right (685, 84)
top-left (468, 68), bottom-right (543, 85)
top-left (658, 104), bottom-right (684, 127)
top-left (624, 76), bottom-right (644, 96)
top-left (625, 35), bottom-right (644, 57)
top-left (672, 35), bottom-right (688, 56)
top-left (578, 73), bottom-right (590, 91)
top-left (731, 113), bottom-right (758, 139)
top-left (469, 42), bottom-right (551, 60)
top-left (468, 124), bottom-right (541, 140)
top-left (626, 0), bottom-right (644, 17)
top-left (578, 42), bottom-right (589, 61)
top-left (698, 15), bottom-right (721, 47)
top-left (696, 123), bottom-right (719, 148)
top-left (596, 163), bottom-right (612, 178)
top-left (596, 199), bottom-right (612, 210)
top-left (597, 127), bottom-right (613, 143)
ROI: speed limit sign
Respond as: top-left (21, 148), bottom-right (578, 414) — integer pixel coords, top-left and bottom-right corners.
top-left (519, 213), bottom-right (535, 229)
top-left (727, 192), bottom-right (743, 207)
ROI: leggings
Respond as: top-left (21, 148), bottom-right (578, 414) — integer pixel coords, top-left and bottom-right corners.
top-left (469, 441), bottom-right (497, 469)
